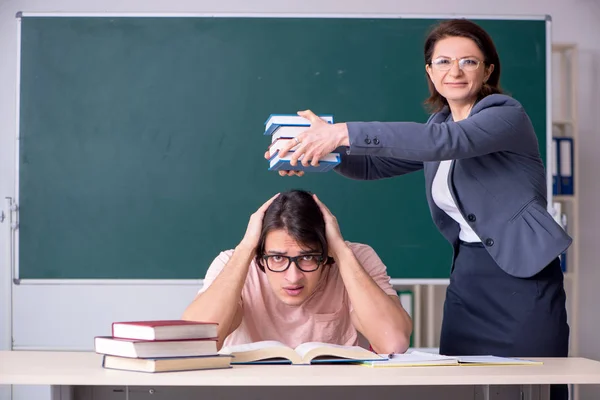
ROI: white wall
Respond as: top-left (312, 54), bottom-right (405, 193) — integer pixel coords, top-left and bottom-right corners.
top-left (1, 0), bottom-right (599, 400)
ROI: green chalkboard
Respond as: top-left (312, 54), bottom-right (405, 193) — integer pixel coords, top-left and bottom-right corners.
top-left (18, 15), bottom-right (548, 280)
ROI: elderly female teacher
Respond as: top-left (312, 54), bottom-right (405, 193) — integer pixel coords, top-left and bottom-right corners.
top-left (271, 18), bottom-right (571, 397)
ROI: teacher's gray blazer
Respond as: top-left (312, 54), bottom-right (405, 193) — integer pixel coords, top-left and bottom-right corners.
top-left (337, 94), bottom-right (572, 278)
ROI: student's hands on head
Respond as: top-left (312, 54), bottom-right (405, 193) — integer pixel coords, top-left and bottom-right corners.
top-left (239, 193), bottom-right (280, 251)
top-left (264, 110), bottom-right (350, 176)
top-left (312, 194), bottom-right (346, 255)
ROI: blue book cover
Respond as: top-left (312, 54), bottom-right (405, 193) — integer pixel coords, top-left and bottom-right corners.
top-left (268, 153), bottom-right (340, 173)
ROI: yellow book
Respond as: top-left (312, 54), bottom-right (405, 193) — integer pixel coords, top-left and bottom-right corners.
top-left (218, 341), bottom-right (385, 365)
top-left (361, 351), bottom-right (458, 368)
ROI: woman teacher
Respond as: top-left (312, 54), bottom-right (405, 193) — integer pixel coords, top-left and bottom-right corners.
top-left (271, 18), bottom-right (571, 399)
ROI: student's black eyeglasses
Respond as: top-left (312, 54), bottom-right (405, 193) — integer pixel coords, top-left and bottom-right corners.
top-left (262, 254), bottom-right (324, 273)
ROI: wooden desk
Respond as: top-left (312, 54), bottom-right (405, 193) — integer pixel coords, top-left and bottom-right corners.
top-left (2, 351), bottom-right (600, 400)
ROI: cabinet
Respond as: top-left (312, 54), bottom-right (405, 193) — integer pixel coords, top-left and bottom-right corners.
top-left (552, 43), bottom-right (579, 400)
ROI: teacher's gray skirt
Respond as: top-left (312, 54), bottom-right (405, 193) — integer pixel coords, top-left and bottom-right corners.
top-left (439, 241), bottom-right (569, 399)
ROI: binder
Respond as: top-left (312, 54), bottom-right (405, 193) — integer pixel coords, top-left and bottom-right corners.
top-left (557, 137), bottom-right (574, 195)
top-left (552, 138), bottom-right (559, 195)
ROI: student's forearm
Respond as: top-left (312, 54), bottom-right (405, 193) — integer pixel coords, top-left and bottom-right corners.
top-left (333, 244), bottom-right (412, 354)
top-left (182, 244), bottom-right (254, 346)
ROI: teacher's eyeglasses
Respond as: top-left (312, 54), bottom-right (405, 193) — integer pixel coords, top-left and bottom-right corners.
top-left (430, 57), bottom-right (482, 72)
top-left (262, 254), bottom-right (324, 273)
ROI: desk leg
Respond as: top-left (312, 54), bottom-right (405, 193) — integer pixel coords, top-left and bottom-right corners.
top-left (50, 386), bottom-right (73, 400)
top-left (474, 385), bottom-right (550, 400)
top-left (413, 284), bottom-right (422, 348)
top-left (521, 385), bottom-right (551, 400)
top-left (474, 385), bottom-right (490, 400)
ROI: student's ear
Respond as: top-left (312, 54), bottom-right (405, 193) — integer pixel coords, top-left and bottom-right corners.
top-left (255, 255), bottom-right (266, 272)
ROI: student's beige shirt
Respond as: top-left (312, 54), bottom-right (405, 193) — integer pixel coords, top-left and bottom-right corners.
top-left (199, 242), bottom-right (397, 349)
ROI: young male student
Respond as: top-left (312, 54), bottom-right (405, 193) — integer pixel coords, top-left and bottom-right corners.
top-left (182, 190), bottom-right (412, 354)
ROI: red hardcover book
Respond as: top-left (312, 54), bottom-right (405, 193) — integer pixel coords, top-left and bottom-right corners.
top-left (111, 320), bottom-right (218, 341)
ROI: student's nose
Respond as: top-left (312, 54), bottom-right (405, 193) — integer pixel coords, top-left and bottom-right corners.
top-left (284, 262), bottom-right (304, 282)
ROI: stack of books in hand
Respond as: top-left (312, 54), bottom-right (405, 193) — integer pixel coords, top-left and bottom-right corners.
top-left (94, 320), bottom-right (231, 372)
top-left (264, 114), bottom-right (341, 172)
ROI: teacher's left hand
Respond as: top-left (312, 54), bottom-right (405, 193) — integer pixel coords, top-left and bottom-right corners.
top-left (276, 110), bottom-right (350, 167)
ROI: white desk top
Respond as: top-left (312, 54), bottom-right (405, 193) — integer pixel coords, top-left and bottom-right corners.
top-left (2, 351), bottom-right (600, 387)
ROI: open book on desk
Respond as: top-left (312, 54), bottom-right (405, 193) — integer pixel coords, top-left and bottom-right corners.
top-left (360, 351), bottom-right (542, 368)
top-left (218, 341), bottom-right (385, 365)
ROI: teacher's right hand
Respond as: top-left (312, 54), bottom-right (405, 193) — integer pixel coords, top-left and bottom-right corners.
top-left (263, 150), bottom-right (305, 177)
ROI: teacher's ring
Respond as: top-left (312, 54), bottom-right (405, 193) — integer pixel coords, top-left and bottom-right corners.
top-left (294, 137), bottom-right (301, 144)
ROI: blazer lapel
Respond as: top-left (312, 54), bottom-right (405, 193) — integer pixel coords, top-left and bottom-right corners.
top-left (424, 107), bottom-right (450, 205)
top-left (424, 107), bottom-right (452, 216)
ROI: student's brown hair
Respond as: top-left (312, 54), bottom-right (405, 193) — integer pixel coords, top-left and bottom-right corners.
top-left (254, 190), bottom-right (334, 272)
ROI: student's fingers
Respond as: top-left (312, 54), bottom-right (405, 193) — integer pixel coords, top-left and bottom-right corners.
top-left (264, 150), bottom-right (271, 160)
top-left (257, 192), bottom-right (280, 214)
top-left (313, 194), bottom-right (332, 216)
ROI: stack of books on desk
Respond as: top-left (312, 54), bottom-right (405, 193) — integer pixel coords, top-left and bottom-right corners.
top-left (94, 320), bottom-right (232, 372)
top-left (264, 114), bottom-right (341, 172)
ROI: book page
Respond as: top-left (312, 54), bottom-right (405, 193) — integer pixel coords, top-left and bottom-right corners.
top-left (408, 351), bottom-right (457, 360)
top-left (293, 342), bottom-right (348, 358)
top-left (294, 342), bottom-right (379, 363)
top-left (218, 340), bottom-right (288, 355)
top-left (219, 341), bottom-right (302, 364)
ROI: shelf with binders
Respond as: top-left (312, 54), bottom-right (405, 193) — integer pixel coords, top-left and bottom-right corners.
top-left (551, 119), bottom-right (576, 276)
top-left (551, 43), bottom-right (579, 373)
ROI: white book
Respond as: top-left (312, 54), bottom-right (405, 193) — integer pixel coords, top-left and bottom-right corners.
top-left (268, 138), bottom-right (300, 157)
top-left (456, 356), bottom-right (542, 365)
top-left (94, 336), bottom-right (218, 359)
top-left (264, 114), bottom-right (334, 136)
top-left (269, 126), bottom-right (308, 141)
